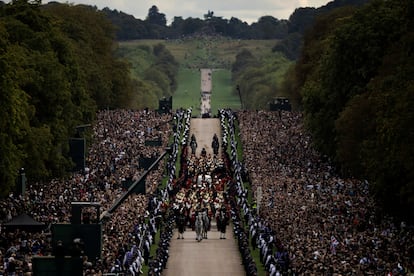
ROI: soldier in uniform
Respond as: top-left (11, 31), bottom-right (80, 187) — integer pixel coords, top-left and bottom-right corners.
top-left (190, 134), bottom-right (197, 155)
top-left (217, 205), bottom-right (229, 239)
top-left (176, 207), bottom-right (187, 239)
top-left (212, 134), bottom-right (219, 155)
top-left (201, 147), bottom-right (207, 157)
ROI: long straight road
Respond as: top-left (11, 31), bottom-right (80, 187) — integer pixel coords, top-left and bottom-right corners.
top-left (163, 222), bottom-right (244, 276)
top-left (163, 117), bottom-right (245, 276)
top-left (189, 118), bottom-right (221, 157)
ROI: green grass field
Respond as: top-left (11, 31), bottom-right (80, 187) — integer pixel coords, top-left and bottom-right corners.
top-left (173, 68), bottom-right (240, 115)
top-left (118, 38), bottom-right (284, 112)
top-left (119, 38), bottom-right (278, 66)
top-left (210, 69), bottom-right (241, 113)
top-left (173, 68), bottom-right (201, 110)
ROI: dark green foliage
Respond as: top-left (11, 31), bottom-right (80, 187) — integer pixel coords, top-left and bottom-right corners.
top-left (181, 17), bottom-right (205, 36)
top-left (245, 16), bottom-right (288, 40)
top-left (115, 42), bottom-right (179, 109)
top-left (232, 49), bottom-right (292, 110)
top-left (146, 5), bottom-right (166, 26)
top-left (0, 1), bottom-right (136, 195)
top-left (292, 0), bottom-right (414, 221)
top-left (0, 1), bottom-right (77, 188)
top-left (103, 8), bottom-right (149, 40)
top-left (44, 3), bottom-right (125, 109)
top-left (275, 0), bottom-right (369, 60)
top-left (304, 0), bottom-right (407, 156)
top-left (231, 49), bottom-right (260, 81)
top-left (100, 0), bottom-right (368, 44)
top-left (272, 32), bottom-right (302, 60)
top-left (0, 38), bottom-right (32, 195)
top-left (205, 16), bottom-right (229, 35)
top-left (227, 17), bottom-right (250, 39)
top-left (337, 26), bottom-right (414, 218)
top-left (288, 7), bottom-right (317, 34)
top-left (295, 5), bottom-right (361, 154)
top-left (143, 43), bottom-right (179, 97)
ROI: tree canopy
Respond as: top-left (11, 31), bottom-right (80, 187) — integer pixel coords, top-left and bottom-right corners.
top-left (288, 0), bottom-right (414, 221)
top-left (231, 49), bottom-right (292, 110)
top-left (99, 0), bottom-right (368, 61)
top-left (146, 5), bottom-right (167, 26)
top-left (0, 0), bottom-right (169, 195)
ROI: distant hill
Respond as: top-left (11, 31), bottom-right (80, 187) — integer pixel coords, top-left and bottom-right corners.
top-left (100, 1), bottom-right (367, 38)
top-left (40, 0), bottom-right (369, 59)
top-left (103, 0), bottom-right (369, 59)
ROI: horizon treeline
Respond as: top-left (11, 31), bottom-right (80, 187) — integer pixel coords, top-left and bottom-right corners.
top-left (102, 0), bottom-right (369, 60)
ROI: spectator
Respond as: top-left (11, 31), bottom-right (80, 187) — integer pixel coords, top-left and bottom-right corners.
top-left (238, 110), bottom-right (413, 275)
top-left (0, 109), bottom-right (172, 274)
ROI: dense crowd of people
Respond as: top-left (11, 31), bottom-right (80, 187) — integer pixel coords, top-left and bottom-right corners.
top-left (219, 108), bottom-right (259, 275)
top-left (238, 110), bottom-right (414, 275)
top-left (0, 109), bottom-right (173, 275)
top-left (147, 107), bottom-right (192, 275)
top-left (1, 107), bottom-right (413, 275)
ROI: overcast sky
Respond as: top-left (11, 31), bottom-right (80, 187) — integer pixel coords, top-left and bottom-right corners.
top-left (33, 0), bottom-right (332, 24)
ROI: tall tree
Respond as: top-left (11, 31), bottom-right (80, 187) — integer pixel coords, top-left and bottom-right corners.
top-left (296, 0), bottom-right (414, 220)
top-left (0, 1), bottom-right (137, 194)
top-left (146, 5), bottom-right (166, 26)
top-left (251, 16), bottom-right (287, 39)
top-left (181, 17), bottom-right (204, 36)
top-left (0, 41), bottom-right (33, 195)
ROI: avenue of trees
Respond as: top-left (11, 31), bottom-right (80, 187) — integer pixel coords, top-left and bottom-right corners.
top-left (282, 0), bottom-right (414, 221)
top-left (0, 0), bottom-right (178, 195)
top-left (221, 0), bottom-right (369, 111)
top-left (2, 0), bottom-right (413, 222)
top-left (231, 49), bottom-right (292, 110)
top-left (229, 0), bottom-right (414, 221)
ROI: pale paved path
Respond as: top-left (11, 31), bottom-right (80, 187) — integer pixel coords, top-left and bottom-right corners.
top-left (200, 68), bottom-right (212, 93)
top-left (200, 68), bottom-right (212, 116)
top-left (189, 118), bottom-right (221, 157)
top-left (163, 118), bottom-right (244, 276)
top-left (163, 222), bottom-right (244, 276)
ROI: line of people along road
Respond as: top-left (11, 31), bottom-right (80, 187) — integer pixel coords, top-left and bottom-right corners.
top-left (2, 108), bottom-right (412, 275)
top-left (0, 109), bottom-right (173, 275)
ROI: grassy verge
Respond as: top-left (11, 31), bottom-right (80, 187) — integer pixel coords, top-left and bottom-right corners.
top-left (210, 69), bottom-right (241, 114)
top-left (173, 68), bottom-right (201, 110)
top-left (117, 38), bottom-right (281, 113)
top-left (173, 68), bottom-right (241, 116)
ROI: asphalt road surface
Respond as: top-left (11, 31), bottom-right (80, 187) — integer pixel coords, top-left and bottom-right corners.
top-left (189, 118), bottom-right (221, 157)
top-left (163, 118), bottom-right (244, 276)
top-left (163, 222), bottom-right (245, 276)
